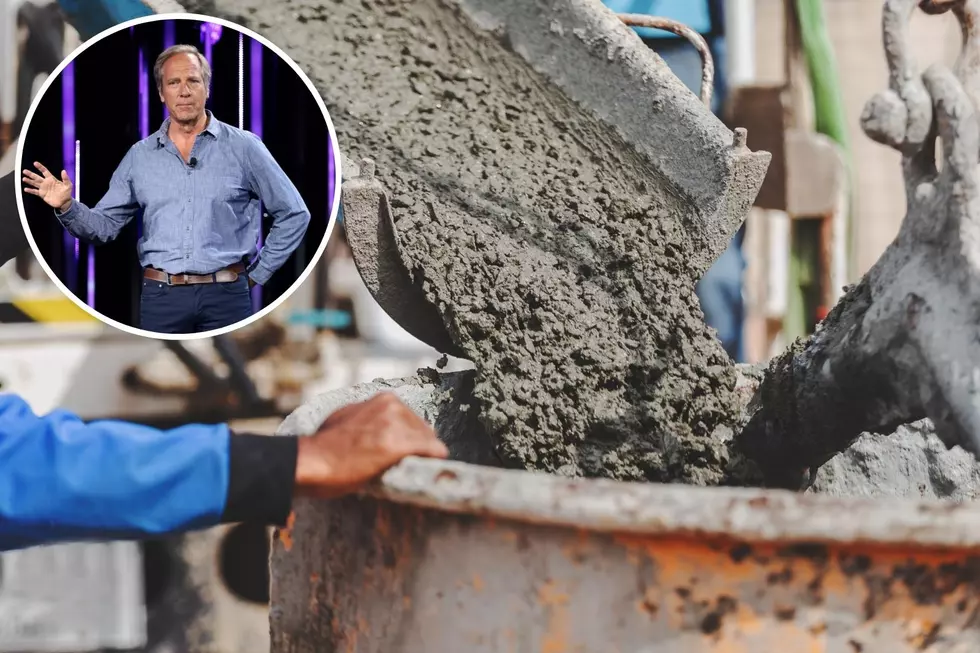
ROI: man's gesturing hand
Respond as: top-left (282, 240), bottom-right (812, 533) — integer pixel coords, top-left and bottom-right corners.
top-left (293, 392), bottom-right (448, 499)
top-left (22, 162), bottom-right (73, 212)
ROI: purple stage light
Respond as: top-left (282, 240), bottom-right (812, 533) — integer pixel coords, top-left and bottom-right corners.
top-left (250, 38), bottom-right (263, 139)
top-left (200, 23), bottom-right (219, 64)
top-left (250, 37), bottom-right (264, 311)
top-left (138, 46), bottom-right (150, 240)
top-left (139, 48), bottom-right (149, 139)
top-left (61, 61), bottom-right (77, 293)
top-left (87, 247), bottom-right (95, 306)
top-left (200, 23), bottom-right (223, 45)
top-left (328, 133), bottom-right (335, 223)
top-left (163, 20), bottom-right (175, 50)
top-left (162, 21), bottom-right (175, 120)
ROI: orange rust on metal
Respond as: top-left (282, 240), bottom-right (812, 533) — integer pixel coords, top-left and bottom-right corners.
top-left (374, 507), bottom-right (392, 540)
top-left (344, 630), bottom-right (357, 653)
top-left (607, 533), bottom-right (980, 647)
top-left (276, 511), bottom-right (296, 552)
top-left (638, 587), bottom-right (660, 618)
top-left (537, 579), bottom-right (571, 607)
top-left (434, 469), bottom-right (459, 483)
top-left (560, 531), bottom-right (591, 566)
top-left (309, 572), bottom-right (321, 615)
top-left (538, 579), bottom-right (571, 653)
top-left (271, 461), bottom-right (980, 652)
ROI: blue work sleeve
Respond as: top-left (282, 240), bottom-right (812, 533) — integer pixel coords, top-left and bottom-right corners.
top-left (0, 393), bottom-right (230, 552)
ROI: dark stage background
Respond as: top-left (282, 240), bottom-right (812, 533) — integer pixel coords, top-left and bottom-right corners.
top-left (22, 18), bottom-right (337, 329)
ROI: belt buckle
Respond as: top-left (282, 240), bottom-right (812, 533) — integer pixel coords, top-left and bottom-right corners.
top-left (170, 273), bottom-right (188, 286)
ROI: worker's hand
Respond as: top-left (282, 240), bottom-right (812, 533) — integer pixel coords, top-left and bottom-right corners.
top-left (22, 162), bottom-right (73, 212)
top-left (293, 392), bottom-right (448, 499)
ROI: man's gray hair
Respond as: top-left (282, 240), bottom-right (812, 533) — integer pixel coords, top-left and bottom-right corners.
top-left (153, 44), bottom-right (211, 91)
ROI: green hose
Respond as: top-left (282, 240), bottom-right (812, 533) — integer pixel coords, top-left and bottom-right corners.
top-left (794, 0), bottom-right (852, 153)
top-left (784, 0), bottom-right (854, 342)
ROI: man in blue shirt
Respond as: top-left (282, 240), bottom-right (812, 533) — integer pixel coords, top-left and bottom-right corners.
top-left (0, 169), bottom-right (448, 552)
top-left (23, 44), bottom-right (311, 334)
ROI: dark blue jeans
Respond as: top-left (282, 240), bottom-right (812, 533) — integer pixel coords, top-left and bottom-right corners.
top-left (139, 276), bottom-right (253, 334)
top-left (644, 35), bottom-right (746, 362)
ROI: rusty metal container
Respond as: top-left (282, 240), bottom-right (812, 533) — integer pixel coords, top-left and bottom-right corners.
top-left (270, 374), bottom-right (980, 652)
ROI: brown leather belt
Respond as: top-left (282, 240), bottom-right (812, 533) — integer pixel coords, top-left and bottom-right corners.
top-left (144, 262), bottom-right (246, 286)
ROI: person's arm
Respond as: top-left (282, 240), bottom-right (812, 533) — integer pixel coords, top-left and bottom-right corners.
top-left (49, 148), bottom-right (140, 245)
top-left (0, 171), bottom-right (29, 267)
top-left (242, 134), bottom-right (312, 285)
top-left (0, 392), bottom-right (295, 551)
top-left (0, 391), bottom-right (446, 552)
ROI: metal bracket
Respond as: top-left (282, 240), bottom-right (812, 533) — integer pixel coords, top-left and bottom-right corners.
top-left (615, 13), bottom-right (715, 107)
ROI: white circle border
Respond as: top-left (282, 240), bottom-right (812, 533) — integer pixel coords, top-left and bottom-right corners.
top-left (15, 11), bottom-right (343, 342)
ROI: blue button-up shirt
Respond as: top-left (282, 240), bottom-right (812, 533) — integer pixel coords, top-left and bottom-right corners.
top-left (56, 111), bottom-right (311, 285)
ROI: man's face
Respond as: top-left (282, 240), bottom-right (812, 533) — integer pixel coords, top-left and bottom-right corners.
top-left (159, 53), bottom-right (208, 125)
